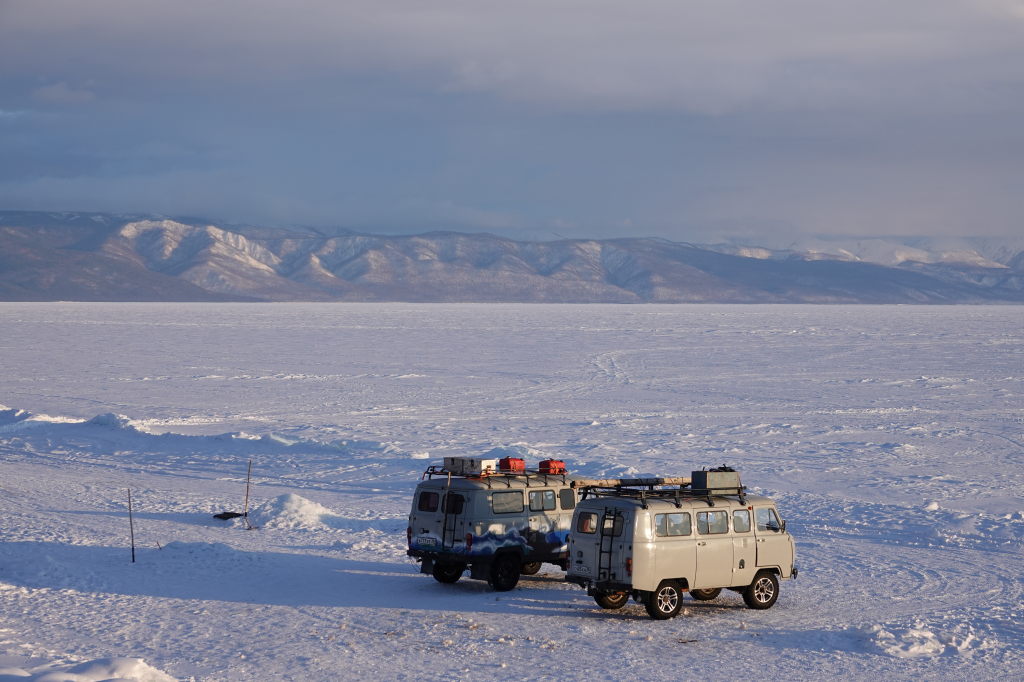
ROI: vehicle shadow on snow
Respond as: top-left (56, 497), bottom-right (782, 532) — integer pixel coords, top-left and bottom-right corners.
top-left (0, 540), bottom-right (590, 615)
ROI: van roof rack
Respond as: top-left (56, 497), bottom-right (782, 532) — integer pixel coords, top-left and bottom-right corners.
top-left (421, 465), bottom-right (570, 488)
top-left (574, 476), bottom-right (747, 509)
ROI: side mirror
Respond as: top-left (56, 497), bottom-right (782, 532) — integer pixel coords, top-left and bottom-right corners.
top-left (781, 519), bottom-right (787, 533)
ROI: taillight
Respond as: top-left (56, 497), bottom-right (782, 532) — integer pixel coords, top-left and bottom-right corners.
top-left (407, 527), bottom-right (412, 547)
top-left (465, 533), bottom-right (473, 550)
top-left (626, 557), bottom-right (632, 576)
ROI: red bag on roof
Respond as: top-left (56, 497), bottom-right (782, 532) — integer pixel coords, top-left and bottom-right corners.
top-left (499, 457), bottom-right (526, 473)
top-left (539, 459), bottom-right (566, 474)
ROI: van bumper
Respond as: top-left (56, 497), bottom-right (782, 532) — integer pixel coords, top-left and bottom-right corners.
top-left (567, 575), bottom-right (633, 594)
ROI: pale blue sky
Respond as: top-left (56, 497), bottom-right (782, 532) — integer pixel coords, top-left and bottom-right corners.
top-left (1, 1), bottom-right (1022, 240)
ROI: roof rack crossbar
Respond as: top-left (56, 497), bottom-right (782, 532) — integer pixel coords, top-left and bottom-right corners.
top-left (421, 465), bottom-right (569, 488)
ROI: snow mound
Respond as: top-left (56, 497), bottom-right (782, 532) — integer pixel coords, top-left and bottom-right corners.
top-left (0, 404), bottom-right (31, 426)
top-left (248, 493), bottom-right (339, 530)
top-left (4, 656), bottom-right (174, 681)
top-left (85, 412), bottom-right (141, 432)
top-left (869, 621), bottom-right (993, 658)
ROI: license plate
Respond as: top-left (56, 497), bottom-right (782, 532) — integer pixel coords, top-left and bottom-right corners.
top-left (418, 536), bottom-right (438, 548)
top-left (574, 564), bottom-right (591, 575)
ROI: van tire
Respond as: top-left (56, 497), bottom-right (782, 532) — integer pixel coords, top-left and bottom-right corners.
top-left (644, 581), bottom-right (684, 620)
top-left (743, 571), bottom-right (779, 610)
top-left (689, 588), bottom-right (722, 601)
top-left (594, 592), bottom-right (629, 609)
top-left (488, 554), bottom-right (521, 591)
top-left (431, 562), bottom-right (465, 584)
top-left (520, 562), bottom-right (542, 576)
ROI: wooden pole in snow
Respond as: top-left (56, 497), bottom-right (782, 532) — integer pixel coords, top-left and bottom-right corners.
top-left (570, 476), bottom-right (692, 489)
top-left (243, 459), bottom-right (253, 530)
top-left (127, 488), bottom-right (136, 563)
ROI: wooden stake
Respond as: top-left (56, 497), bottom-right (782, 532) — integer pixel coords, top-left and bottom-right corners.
top-left (243, 459), bottom-right (253, 529)
top-left (127, 488), bottom-right (136, 563)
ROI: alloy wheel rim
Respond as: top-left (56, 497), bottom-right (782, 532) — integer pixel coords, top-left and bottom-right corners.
top-left (657, 587), bottom-right (678, 613)
top-left (754, 578), bottom-right (775, 603)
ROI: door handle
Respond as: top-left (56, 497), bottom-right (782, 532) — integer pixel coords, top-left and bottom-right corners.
top-left (697, 541), bottom-right (706, 546)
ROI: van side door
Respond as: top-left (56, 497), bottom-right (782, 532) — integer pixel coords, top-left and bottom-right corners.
top-left (527, 489), bottom-right (561, 559)
top-left (693, 509), bottom-right (733, 589)
top-left (730, 508), bottom-right (756, 586)
top-left (652, 511), bottom-right (696, 589)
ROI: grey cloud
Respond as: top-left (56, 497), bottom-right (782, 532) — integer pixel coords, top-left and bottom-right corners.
top-left (31, 82), bottom-right (96, 105)
top-left (1, 0), bottom-right (1022, 239)
top-left (3, 1), bottom-right (1023, 114)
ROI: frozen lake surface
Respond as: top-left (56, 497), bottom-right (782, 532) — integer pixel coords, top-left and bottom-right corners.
top-left (0, 303), bottom-right (1021, 680)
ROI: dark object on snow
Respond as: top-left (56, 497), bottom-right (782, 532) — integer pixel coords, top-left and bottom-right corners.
top-left (212, 459), bottom-right (255, 527)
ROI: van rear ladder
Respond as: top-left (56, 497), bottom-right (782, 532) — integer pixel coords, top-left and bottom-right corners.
top-left (597, 507), bottom-right (621, 581)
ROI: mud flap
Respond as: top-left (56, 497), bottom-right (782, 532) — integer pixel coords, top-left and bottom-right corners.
top-left (419, 557), bottom-right (434, 574)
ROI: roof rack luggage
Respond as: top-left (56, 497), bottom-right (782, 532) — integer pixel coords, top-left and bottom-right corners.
top-left (422, 457), bottom-right (570, 487)
top-left (573, 466), bottom-right (746, 508)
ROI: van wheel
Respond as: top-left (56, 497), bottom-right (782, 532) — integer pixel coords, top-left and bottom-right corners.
top-left (520, 562), bottom-right (542, 576)
top-left (594, 592), bottom-right (629, 609)
top-left (689, 588), bottom-right (722, 601)
top-left (743, 572), bottom-right (779, 609)
top-left (431, 562), bottom-right (465, 584)
top-left (644, 581), bottom-right (683, 620)
top-left (488, 555), bottom-right (521, 591)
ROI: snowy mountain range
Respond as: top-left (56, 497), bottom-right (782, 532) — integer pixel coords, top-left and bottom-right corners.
top-left (1, 211), bottom-right (1021, 303)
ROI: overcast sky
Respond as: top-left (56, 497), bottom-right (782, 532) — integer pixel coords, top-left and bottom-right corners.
top-left (1, 0), bottom-right (1022, 241)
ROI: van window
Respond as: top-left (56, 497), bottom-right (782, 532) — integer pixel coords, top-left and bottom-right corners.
top-left (733, 509), bottom-right (751, 533)
top-left (417, 491), bottom-right (439, 512)
top-left (576, 512), bottom-right (598, 534)
top-left (529, 490), bottom-right (556, 512)
top-left (558, 488), bottom-right (576, 510)
top-left (443, 494), bottom-right (464, 515)
top-left (655, 512), bottom-right (691, 537)
top-left (696, 510), bottom-right (729, 534)
top-left (755, 507), bottom-right (781, 532)
top-left (602, 514), bottom-right (624, 537)
top-left (491, 491), bottom-right (524, 514)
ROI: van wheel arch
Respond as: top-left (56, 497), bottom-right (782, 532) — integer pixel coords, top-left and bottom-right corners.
top-left (743, 570), bottom-right (780, 610)
top-left (644, 580), bottom-right (684, 620)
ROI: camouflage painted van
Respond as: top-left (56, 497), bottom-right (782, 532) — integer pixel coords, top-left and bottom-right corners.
top-left (407, 459), bottom-right (578, 591)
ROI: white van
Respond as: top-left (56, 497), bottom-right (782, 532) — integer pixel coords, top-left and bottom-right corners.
top-left (407, 459), bottom-right (578, 591)
top-left (565, 469), bottom-right (797, 619)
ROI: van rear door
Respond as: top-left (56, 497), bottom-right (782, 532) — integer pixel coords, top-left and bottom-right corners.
top-left (569, 506), bottom-right (629, 584)
top-left (411, 486), bottom-right (445, 550)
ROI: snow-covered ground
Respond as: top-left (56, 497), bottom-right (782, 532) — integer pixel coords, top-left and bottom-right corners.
top-left (0, 303), bottom-right (1021, 681)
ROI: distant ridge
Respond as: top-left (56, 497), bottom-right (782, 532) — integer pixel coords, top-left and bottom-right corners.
top-left (0, 211), bottom-right (1021, 303)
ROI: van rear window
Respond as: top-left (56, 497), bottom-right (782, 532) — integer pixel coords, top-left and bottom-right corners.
top-left (602, 514), bottom-right (623, 536)
top-left (576, 512), bottom-right (598, 534)
top-left (417, 491), bottom-right (439, 512)
top-left (655, 512), bottom-right (691, 536)
top-left (443, 494), bottom-right (464, 515)
top-left (491, 491), bottom-right (524, 514)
